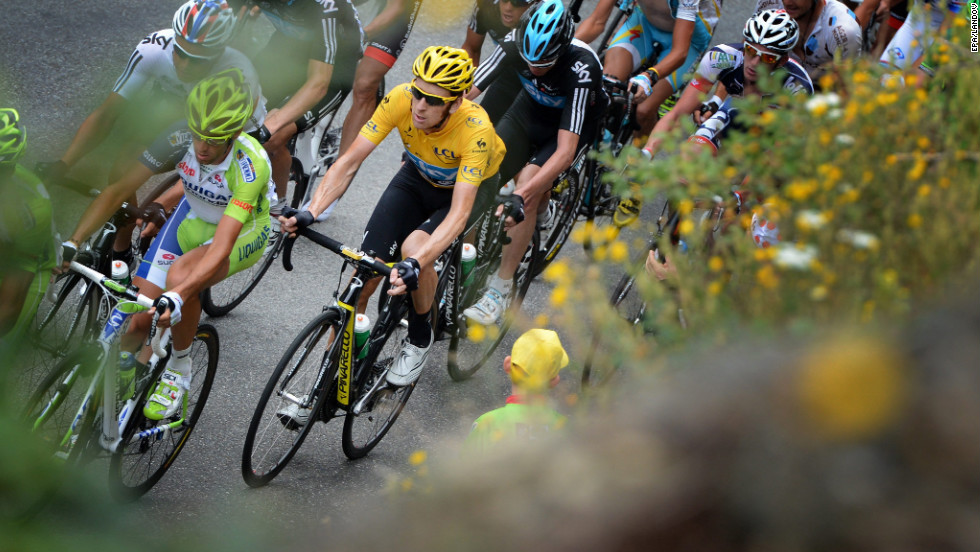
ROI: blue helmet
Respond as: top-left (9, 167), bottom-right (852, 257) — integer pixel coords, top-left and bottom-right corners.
top-left (517, 0), bottom-right (574, 64)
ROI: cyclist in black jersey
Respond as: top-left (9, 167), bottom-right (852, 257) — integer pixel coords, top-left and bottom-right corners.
top-left (461, 0), bottom-right (539, 123)
top-left (338, 0), bottom-right (424, 155)
top-left (232, 0), bottom-right (364, 209)
top-left (462, 0), bottom-right (609, 325)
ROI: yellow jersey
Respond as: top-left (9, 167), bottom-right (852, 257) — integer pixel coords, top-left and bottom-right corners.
top-left (359, 83), bottom-right (505, 188)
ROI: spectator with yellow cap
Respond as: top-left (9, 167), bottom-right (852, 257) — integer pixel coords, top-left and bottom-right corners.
top-left (464, 329), bottom-right (569, 452)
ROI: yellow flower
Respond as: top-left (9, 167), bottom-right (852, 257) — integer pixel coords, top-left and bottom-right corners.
top-left (916, 136), bottom-right (930, 150)
top-left (907, 158), bottom-right (927, 181)
top-left (467, 323), bottom-right (486, 343)
top-left (797, 336), bottom-right (905, 441)
top-left (756, 265), bottom-right (779, 289)
top-left (550, 285), bottom-right (568, 307)
top-left (818, 74), bottom-right (835, 91)
top-left (708, 256), bottom-right (724, 272)
top-left (678, 199), bottom-right (694, 215)
top-left (759, 111), bottom-right (776, 125)
top-left (907, 213), bottom-right (922, 228)
top-left (939, 177), bottom-right (950, 189)
top-left (708, 281), bottom-right (723, 296)
top-left (723, 166), bottom-right (739, 180)
top-left (916, 184), bottom-right (931, 197)
top-left (882, 269), bottom-right (898, 287)
top-left (678, 219), bottom-right (695, 236)
top-left (534, 313), bottom-right (549, 327)
top-left (408, 450), bottom-right (427, 466)
top-left (810, 285), bottom-right (828, 301)
top-left (885, 154), bottom-right (897, 166)
top-left (543, 260), bottom-right (570, 283)
top-left (862, 170), bottom-right (873, 183)
top-left (853, 72), bottom-right (869, 84)
top-left (609, 240), bottom-right (629, 262)
top-left (819, 131), bottom-right (832, 146)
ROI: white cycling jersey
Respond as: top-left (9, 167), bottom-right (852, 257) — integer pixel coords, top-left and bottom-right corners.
top-left (754, 0), bottom-right (861, 81)
top-left (879, 0), bottom-right (964, 72)
top-left (112, 29), bottom-right (267, 130)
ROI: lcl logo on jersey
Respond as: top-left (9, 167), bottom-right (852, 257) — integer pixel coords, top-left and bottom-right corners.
top-left (465, 116), bottom-right (483, 128)
top-left (434, 147), bottom-right (459, 163)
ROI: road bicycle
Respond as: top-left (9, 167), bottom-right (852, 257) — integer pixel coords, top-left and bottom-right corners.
top-left (22, 258), bottom-right (219, 501)
top-left (23, 183), bottom-right (169, 407)
top-left (241, 219), bottom-right (421, 486)
top-left (581, 194), bottom-right (733, 388)
top-left (439, 198), bottom-right (539, 381)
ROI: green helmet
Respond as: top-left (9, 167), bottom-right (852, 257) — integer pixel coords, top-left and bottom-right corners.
top-left (0, 108), bottom-right (26, 165)
top-left (186, 68), bottom-right (254, 141)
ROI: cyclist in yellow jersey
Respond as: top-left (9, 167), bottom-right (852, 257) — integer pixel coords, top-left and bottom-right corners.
top-left (282, 46), bottom-right (505, 387)
top-left (464, 329), bottom-right (569, 452)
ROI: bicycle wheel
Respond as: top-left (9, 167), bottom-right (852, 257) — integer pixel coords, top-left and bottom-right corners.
top-left (341, 301), bottom-right (413, 459)
top-left (108, 324), bottom-right (219, 500)
top-left (21, 346), bottom-right (103, 462)
top-left (582, 272), bottom-right (646, 389)
top-left (534, 166), bottom-right (586, 278)
top-left (21, 273), bottom-right (102, 400)
top-left (241, 309), bottom-right (341, 487)
top-left (201, 224), bottom-right (283, 317)
top-left (447, 231), bottom-right (540, 381)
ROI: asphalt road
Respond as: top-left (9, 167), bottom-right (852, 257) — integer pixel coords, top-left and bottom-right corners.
top-left (2, 0), bottom-right (753, 535)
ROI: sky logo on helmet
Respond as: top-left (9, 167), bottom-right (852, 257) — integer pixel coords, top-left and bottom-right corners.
top-left (236, 149), bottom-right (256, 183)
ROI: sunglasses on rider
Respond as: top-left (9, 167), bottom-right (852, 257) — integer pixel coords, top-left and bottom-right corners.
top-left (410, 80), bottom-right (458, 106)
top-left (743, 42), bottom-right (784, 65)
top-left (175, 42), bottom-right (222, 63)
top-left (192, 132), bottom-right (232, 147)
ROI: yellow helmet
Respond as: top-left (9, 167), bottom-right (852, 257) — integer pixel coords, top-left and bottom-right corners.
top-left (412, 46), bottom-right (475, 95)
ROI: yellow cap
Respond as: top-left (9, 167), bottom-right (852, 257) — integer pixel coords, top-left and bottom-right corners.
top-left (509, 329), bottom-right (569, 391)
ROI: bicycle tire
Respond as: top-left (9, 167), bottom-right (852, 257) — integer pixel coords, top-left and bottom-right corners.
top-left (341, 298), bottom-right (413, 459)
top-left (21, 346), bottom-right (103, 462)
top-left (108, 324), bottom-right (219, 500)
top-left (241, 309), bottom-right (342, 487)
top-left (201, 225), bottom-right (283, 317)
top-left (22, 272), bottom-right (102, 401)
top-left (582, 271), bottom-right (645, 389)
top-left (534, 166), bottom-right (587, 278)
top-left (447, 231), bottom-right (540, 381)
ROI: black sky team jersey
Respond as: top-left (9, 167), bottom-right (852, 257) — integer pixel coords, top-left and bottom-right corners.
top-left (473, 31), bottom-right (609, 136)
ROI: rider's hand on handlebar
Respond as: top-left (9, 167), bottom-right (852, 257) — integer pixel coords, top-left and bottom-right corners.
top-left (496, 193), bottom-right (526, 228)
top-left (629, 70), bottom-right (658, 101)
top-left (279, 208), bottom-right (315, 237)
top-left (389, 257), bottom-right (421, 295)
top-left (140, 201), bottom-right (168, 238)
top-left (152, 291), bottom-right (184, 327)
top-left (56, 240), bottom-right (79, 274)
top-left (694, 97), bottom-right (721, 125)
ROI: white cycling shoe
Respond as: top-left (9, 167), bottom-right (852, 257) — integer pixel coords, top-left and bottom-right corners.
top-left (463, 288), bottom-right (506, 326)
top-left (386, 330), bottom-right (433, 387)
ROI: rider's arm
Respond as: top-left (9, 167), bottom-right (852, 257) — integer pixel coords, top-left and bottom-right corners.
top-left (262, 59), bottom-right (334, 135)
top-left (467, 32), bottom-right (517, 100)
top-left (305, 135), bottom-right (376, 218)
top-left (67, 162), bottom-right (153, 246)
top-left (406, 182), bottom-right (479, 268)
top-left (59, 93), bottom-right (127, 168)
top-left (574, 0), bottom-right (618, 43)
top-left (854, 0), bottom-right (882, 28)
top-left (644, 74), bottom-right (712, 154)
top-left (363, 0), bottom-right (407, 38)
top-left (461, 28), bottom-right (488, 67)
top-left (515, 129), bottom-right (579, 200)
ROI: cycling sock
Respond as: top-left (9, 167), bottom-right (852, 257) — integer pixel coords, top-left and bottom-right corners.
top-left (169, 346), bottom-right (193, 386)
top-left (490, 274), bottom-right (513, 297)
top-left (406, 309), bottom-right (432, 348)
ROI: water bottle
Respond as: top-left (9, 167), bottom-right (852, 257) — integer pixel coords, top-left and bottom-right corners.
top-left (118, 351), bottom-right (137, 401)
top-left (111, 259), bottom-right (131, 286)
top-left (354, 314), bottom-right (371, 360)
top-left (461, 243), bottom-right (477, 288)
top-left (499, 180), bottom-right (515, 196)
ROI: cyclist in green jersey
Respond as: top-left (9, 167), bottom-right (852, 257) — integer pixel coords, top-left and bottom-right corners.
top-left (0, 109), bottom-right (57, 360)
top-left (61, 69), bottom-right (273, 420)
top-left (464, 329), bottom-right (569, 452)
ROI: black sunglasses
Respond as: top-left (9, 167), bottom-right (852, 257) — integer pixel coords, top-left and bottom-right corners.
top-left (410, 82), bottom-right (458, 106)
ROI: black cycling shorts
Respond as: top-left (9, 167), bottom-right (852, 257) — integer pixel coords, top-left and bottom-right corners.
top-left (364, 0), bottom-right (423, 68)
top-left (360, 162), bottom-right (499, 262)
top-left (495, 91), bottom-right (600, 184)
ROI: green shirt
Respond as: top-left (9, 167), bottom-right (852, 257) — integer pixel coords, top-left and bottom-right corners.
top-left (465, 396), bottom-right (567, 452)
top-left (0, 165), bottom-right (55, 275)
